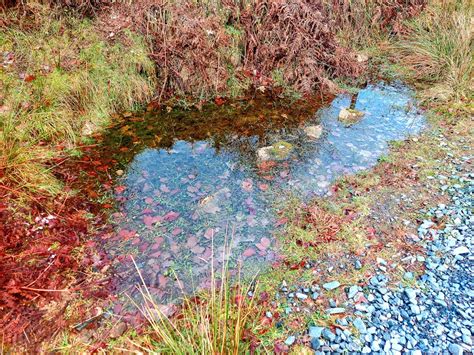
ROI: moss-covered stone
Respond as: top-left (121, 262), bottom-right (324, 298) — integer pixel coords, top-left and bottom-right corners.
top-left (338, 108), bottom-right (364, 125)
top-left (270, 141), bottom-right (294, 160)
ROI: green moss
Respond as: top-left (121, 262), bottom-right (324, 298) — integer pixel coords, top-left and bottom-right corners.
top-left (270, 141), bottom-right (294, 160)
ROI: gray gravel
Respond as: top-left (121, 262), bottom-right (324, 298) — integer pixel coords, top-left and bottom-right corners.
top-left (307, 166), bottom-right (473, 354)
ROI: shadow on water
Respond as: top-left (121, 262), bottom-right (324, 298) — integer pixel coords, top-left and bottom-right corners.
top-left (100, 82), bottom-right (425, 303)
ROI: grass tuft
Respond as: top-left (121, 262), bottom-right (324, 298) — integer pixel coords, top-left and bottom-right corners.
top-left (130, 245), bottom-right (261, 354)
top-left (394, 0), bottom-right (473, 102)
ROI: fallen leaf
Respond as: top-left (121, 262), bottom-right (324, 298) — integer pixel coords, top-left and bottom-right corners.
top-left (243, 248), bottom-right (256, 257)
top-left (164, 211), bottom-right (180, 222)
top-left (115, 185), bottom-right (127, 194)
top-left (241, 179), bottom-right (253, 192)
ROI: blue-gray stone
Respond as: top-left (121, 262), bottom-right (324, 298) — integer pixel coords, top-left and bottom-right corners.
top-left (392, 343), bottom-right (403, 351)
top-left (448, 343), bottom-right (463, 354)
top-left (284, 335), bottom-right (296, 346)
top-left (311, 338), bottom-right (321, 350)
top-left (452, 246), bottom-right (469, 255)
top-left (353, 318), bottom-right (367, 334)
top-left (296, 292), bottom-right (308, 300)
top-left (347, 285), bottom-right (358, 299)
top-left (371, 340), bottom-right (381, 352)
top-left (309, 326), bottom-right (324, 339)
top-left (405, 288), bottom-right (417, 301)
top-left (323, 281), bottom-right (341, 290)
top-left (326, 307), bottom-right (346, 315)
top-left (410, 304), bottom-right (421, 315)
top-left (322, 328), bottom-right (336, 342)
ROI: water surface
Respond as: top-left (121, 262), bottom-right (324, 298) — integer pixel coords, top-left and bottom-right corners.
top-left (103, 82), bottom-right (425, 301)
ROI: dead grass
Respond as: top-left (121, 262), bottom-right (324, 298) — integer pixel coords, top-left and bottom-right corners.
top-left (394, 0), bottom-right (473, 102)
top-left (322, 0), bottom-right (427, 48)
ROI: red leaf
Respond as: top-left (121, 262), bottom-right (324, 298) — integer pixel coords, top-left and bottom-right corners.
top-left (24, 74), bottom-right (36, 82)
top-left (115, 185), bottom-right (126, 194)
top-left (164, 211), bottom-right (180, 222)
top-left (274, 218), bottom-right (288, 227)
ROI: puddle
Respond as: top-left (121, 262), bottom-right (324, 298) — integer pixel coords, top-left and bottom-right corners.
top-left (101, 82), bottom-right (425, 302)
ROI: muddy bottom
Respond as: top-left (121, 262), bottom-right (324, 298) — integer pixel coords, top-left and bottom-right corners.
top-left (100, 82), bottom-right (425, 304)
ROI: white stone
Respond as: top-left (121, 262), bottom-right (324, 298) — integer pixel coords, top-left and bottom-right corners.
top-left (452, 246), bottom-right (469, 255)
top-left (257, 146), bottom-right (273, 161)
top-left (304, 125), bottom-right (323, 139)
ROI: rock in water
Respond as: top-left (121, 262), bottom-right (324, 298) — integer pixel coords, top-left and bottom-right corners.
top-left (257, 146), bottom-right (273, 161)
top-left (304, 125), bottom-right (323, 139)
top-left (271, 141), bottom-right (294, 160)
top-left (256, 141), bottom-right (293, 161)
top-left (338, 108), bottom-right (364, 125)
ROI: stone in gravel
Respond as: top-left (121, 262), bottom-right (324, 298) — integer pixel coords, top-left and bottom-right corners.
top-left (462, 334), bottom-right (472, 345)
top-left (311, 338), bottom-right (321, 350)
top-left (326, 307), bottom-right (346, 315)
top-left (452, 246), bottom-right (469, 255)
top-left (392, 343), bottom-right (403, 351)
top-left (311, 292), bottom-right (319, 300)
top-left (404, 272), bottom-right (415, 281)
top-left (405, 288), bottom-right (417, 301)
top-left (322, 328), bottom-right (336, 342)
top-left (309, 326), bottom-right (324, 339)
top-left (285, 336), bottom-right (296, 346)
top-left (371, 340), bottom-right (381, 352)
top-left (410, 304), bottom-right (421, 315)
top-left (296, 292), bottom-right (308, 300)
top-left (265, 311), bottom-right (273, 318)
top-left (323, 281), bottom-right (341, 290)
top-left (448, 343), bottom-right (463, 354)
top-left (347, 285), bottom-right (359, 299)
top-left (354, 259), bottom-right (362, 270)
top-left (336, 318), bottom-right (349, 326)
top-left (353, 318), bottom-right (367, 334)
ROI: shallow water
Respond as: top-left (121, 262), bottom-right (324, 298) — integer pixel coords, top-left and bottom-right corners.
top-left (103, 82), bottom-right (424, 301)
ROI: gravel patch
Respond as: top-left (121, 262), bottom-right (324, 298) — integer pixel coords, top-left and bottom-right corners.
top-left (307, 166), bottom-right (473, 353)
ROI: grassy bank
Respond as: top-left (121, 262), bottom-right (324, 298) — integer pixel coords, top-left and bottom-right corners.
top-left (0, 6), bottom-right (155, 199)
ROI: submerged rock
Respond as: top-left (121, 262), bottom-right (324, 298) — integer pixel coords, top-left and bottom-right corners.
top-left (271, 141), bottom-right (294, 160)
top-left (257, 146), bottom-right (273, 161)
top-left (197, 188), bottom-right (230, 214)
top-left (338, 108), bottom-right (364, 125)
top-left (257, 141), bottom-right (294, 161)
top-left (304, 125), bottom-right (323, 140)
